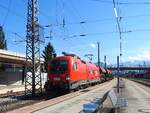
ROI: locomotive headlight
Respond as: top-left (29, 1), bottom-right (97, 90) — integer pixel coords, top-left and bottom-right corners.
top-left (66, 76), bottom-right (70, 80)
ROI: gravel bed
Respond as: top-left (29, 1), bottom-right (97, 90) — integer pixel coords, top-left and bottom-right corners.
top-left (0, 94), bottom-right (44, 113)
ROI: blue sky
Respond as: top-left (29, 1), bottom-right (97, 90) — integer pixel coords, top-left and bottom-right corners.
top-left (1, 0), bottom-right (150, 64)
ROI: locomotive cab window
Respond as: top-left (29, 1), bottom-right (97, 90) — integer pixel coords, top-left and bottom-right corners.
top-left (50, 60), bottom-right (68, 74)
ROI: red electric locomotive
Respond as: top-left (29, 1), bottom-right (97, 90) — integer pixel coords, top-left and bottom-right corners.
top-left (44, 52), bottom-right (101, 91)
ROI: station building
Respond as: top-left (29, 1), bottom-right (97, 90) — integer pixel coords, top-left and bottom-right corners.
top-left (0, 49), bottom-right (47, 86)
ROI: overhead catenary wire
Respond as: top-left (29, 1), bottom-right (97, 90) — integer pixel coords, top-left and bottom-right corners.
top-left (19, 0), bottom-right (150, 46)
top-left (2, 1), bottom-right (150, 50)
top-left (1, 0), bottom-right (150, 28)
top-left (67, 0), bottom-right (87, 31)
top-left (0, 1), bottom-right (27, 46)
top-left (63, 28), bottom-right (150, 39)
top-left (1, 0), bottom-right (12, 27)
top-left (0, 2), bottom-right (26, 45)
top-left (113, 0), bottom-right (122, 39)
top-left (5, 26), bottom-right (150, 43)
top-left (50, 0), bottom-right (84, 48)
top-left (54, 0), bottom-right (89, 46)
top-left (0, 3), bottom-right (26, 20)
top-left (12, 32), bottom-right (26, 42)
top-left (44, 13), bottom-right (150, 28)
top-left (1, 2), bottom-right (150, 42)
top-left (92, 0), bottom-right (150, 5)
top-left (63, 0), bottom-right (88, 46)
top-left (113, 0), bottom-right (123, 66)
top-left (22, 0), bottom-right (53, 22)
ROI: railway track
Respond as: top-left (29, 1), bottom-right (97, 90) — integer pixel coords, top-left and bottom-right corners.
top-left (132, 79), bottom-right (150, 87)
top-left (0, 89), bottom-right (60, 112)
top-left (0, 91), bottom-right (24, 98)
top-left (142, 79), bottom-right (150, 82)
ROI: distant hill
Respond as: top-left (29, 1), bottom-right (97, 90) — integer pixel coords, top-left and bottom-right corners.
top-left (121, 60), bottom-right (150, 67)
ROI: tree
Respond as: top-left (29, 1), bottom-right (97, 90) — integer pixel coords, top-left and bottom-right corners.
top-left (42, 42), bottom-right (56, 72)
top-left (0, 26), bottom-right (7, 50)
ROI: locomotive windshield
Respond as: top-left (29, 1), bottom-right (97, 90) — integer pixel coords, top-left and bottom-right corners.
top-left (50, 60), bottom-right (68, 74)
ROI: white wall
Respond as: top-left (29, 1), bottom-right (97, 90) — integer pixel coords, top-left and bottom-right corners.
top-left (0, 72), bottom-right (47, 87)
top-left (0, 72), bottom-right (22, 85)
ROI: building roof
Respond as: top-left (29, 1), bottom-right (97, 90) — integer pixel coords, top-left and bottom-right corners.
top-left (0, 49), bottom-right (44, 64)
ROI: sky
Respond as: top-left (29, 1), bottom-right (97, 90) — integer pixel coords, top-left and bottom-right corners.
top-left (1, 0), bottom-right (150, 64)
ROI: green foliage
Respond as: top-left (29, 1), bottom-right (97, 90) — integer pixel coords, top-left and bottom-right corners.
top-left (42, 42), bottom-right (56, 72)
top-left (0, 26), bottom-right (7, 50)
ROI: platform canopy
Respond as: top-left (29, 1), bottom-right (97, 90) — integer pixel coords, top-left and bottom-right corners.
top-left (0, 49), bottom-right (44, 64)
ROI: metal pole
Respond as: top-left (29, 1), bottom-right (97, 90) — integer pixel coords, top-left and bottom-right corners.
top-left (117, 56), bottom-right (120, 93)
top-left (97, 42), bottom-right (100, 66)
top-left (31, 0), bottom-right (35, 96)
top-left (104, 56), bottom-right (107, 81)
top-left (104, 56), bottom-right (106, 69)
top-left (139, 64), bottom-right (140, 74)
top-left (113, 0), bottom-right (122, 67)
top-left (25, 0), bottom-right (42, 96)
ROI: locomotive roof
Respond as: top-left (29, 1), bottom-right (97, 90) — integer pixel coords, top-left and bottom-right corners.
top-left (53, 55), bottom-right (98, 67)
top-left (62, 52), bottom-right (80, 59)
top-left (53, 55), bottom-right (88, 64)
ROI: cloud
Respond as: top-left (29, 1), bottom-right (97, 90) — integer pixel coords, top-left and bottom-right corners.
top-left (128, 51), bottom-right (150, 61)
top-left (90, 43), bottom-right (96, 48)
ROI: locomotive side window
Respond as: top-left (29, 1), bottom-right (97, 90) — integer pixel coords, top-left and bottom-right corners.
top-left (89, 69), bottom-right (93, 75)
top-left (73, 63), bottom-right (78, 71)
top-left (95, 70), bottom-right (98, 76)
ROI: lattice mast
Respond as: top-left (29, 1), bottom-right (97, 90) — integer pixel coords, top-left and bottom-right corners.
top-left (25, 0), bottom-right (42, 96)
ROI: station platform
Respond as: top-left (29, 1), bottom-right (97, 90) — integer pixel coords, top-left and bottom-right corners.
top-left (0, 85), bottom-right (24, 95)
top-left (119, 79), bottom-right (150, 113)
top-left (7, 79), bottom-right (116, 113)
top-left (6, 78), bottom-right (150, 113)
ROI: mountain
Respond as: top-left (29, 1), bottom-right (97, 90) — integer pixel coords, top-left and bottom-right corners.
top-left (121, 60), bottom-right (150, 67)
top-left (95, 60), bottom-right (150, 68)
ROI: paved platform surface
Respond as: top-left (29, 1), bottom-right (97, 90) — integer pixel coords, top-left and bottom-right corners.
top-left (120, 79), bottom-right (150, 113)
top-left (7, 80), bottom-right (116, 113)
top-left (0, 85), bottom-right (24, 94)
